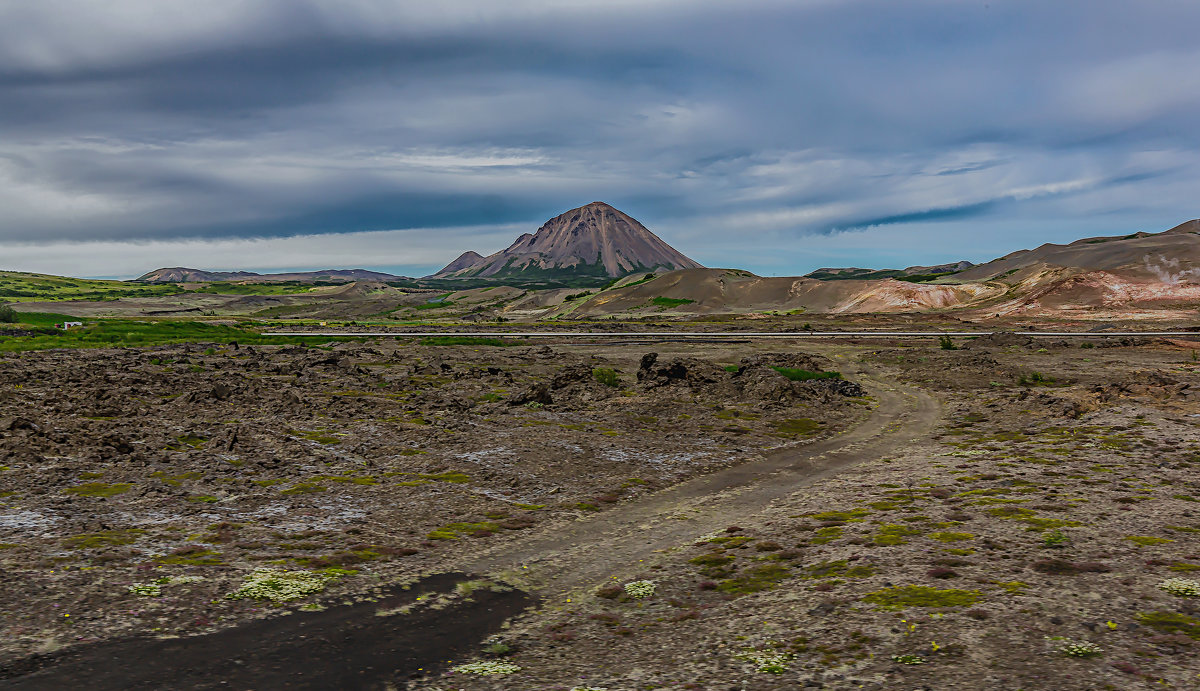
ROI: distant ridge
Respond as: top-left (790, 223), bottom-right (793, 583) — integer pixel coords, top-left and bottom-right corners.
top-left (137, 267), bottom-right (404, 283)
top-left (431, 202), bottom-right (703, 279)
top-left (806, 260), bottom-right (974, 281)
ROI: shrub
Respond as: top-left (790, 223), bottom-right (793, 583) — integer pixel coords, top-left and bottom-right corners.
top-left (0, 305), bottom-right (16, 323)
top-left (938, 335), bottom-right (957, 350)
top-left (624, 580), bottom-right (656, 599)
top-left (736, 648), bottom-right (794, 674)
top-left (225, 568), bottom-right (338, 602)
top-left (1059, 640), bottom-right (1103, 658)
top-left (592, 367), bottom-right (620, 387)
top-left (1042, 530), bottom-right (1070, 548)
top-left (1158, 578), bottom-right (1200, 597)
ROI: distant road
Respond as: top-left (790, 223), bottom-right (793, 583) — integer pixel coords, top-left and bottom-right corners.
top-left (265, 330), bottom-right (1200, 338)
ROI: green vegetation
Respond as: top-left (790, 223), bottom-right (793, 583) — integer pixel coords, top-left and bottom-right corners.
top-left (0, 270), bottom-right (185, 302)
top-left (427, 521), bottom-right (502, 540)
top-left (1018, 371), bottom-right (1055, 386)
top-left (0, 317), bottom-right (361, 352)
top-left (0, 305), bottom-right (15, 323)
top-left (63, 482), bottom-right (133, 498)
top-left (651, 296), bottom-right (695, 308)
top-left (191, 282), bottom-right (315, 295)
top-left (1136, 611), bottom-right (1200, 639)
top-left (1126, 535), bottom-right (1173, 546)
top-left (63, 529), bottom-right (144, 549)
top-left (861, 585), bottom-right (981, 610)
top-left (874, 524), bottom-right (922, 546)
top-left (592, 367), bottom-right (620, 387)
top-left (717, 563), bottom-right (791, 594)
top-left (938, 335), bottom-right (957, 350)
top-left (770, 418), bottom-right (822, 437)
top-left (280, 482), bottom-right (328, 495)
top-left (772, 368), bottom-right (841, 381)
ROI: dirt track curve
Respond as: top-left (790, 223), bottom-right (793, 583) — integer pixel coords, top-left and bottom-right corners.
top-left (1, 362), bottom-right (939, 690)
top-left (462, 363), bottom-right (940, 595)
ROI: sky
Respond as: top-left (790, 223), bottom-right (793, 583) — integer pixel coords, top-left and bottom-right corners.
top-left (1, 0), bottom-right (1198, 279)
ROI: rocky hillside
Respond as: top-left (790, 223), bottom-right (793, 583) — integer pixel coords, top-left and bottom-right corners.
top-left (431, 202), bottom-right (703, 279)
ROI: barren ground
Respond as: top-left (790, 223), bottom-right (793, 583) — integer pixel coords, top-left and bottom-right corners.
top-left (2, 331), bottom-right (1200, 690)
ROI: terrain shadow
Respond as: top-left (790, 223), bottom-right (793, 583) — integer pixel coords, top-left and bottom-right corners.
top-left (0, 572), bottom-right (536, 690)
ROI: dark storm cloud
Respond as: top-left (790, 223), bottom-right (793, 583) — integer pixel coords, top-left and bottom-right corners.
top-left (1, 0), bottom-right (1199, 276)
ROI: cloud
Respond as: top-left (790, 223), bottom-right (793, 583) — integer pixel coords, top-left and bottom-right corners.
top-left (1, 0), bottom-right (1199, 277)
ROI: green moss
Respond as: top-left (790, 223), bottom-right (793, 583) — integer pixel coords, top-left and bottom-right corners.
top-left (169, 434), bottom-right (208, 450)
top-left (574, 502), bottom-right (600, 512)
top-left (874, 524), bottom-right (922, 546)
top-left (690, 553), bottom-right (736, 568)
top-left (427, 521), bottom-right (502, 540)
top-left (717, 563), bottom-right (791, 594)
top-left (150, 471), bottom-right (202, 487)
top-left (800, 560), bottom-right (876, 579)
top-left (1168, 563), bottom-right (1200, 572)
top-left (929, 532), bottom-right (974, 542)
top-left (993, 581), bottom-right (1027, 594)
top-left (811, 526), bottom-right (843, 545)
top-left (280, 482), bottom-right (328, 495)
top-left (63, 482), bottom-right (133, 498)
top-left (1136, 611), bottom-right (1200, 639)
top-left (1126, 536), bottom-right (1174, 546)
top-left (291, 429), bottom-right (342, 445)
top-left (63, 529), bottom-right (145, 549)
top-left (770, 418), bottom-right (822, 438)
top-left (515, 503), bottom-right (545, 510)
top-left (186, 495), bottom-right (220, 503)
top-left (861, 585), bottom-right (982, 610)
top-left (772, 368), bottom-right (841, 382)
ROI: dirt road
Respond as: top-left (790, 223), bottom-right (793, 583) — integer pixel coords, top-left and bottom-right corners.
top-left (462, 363), bottom-right (940, 595)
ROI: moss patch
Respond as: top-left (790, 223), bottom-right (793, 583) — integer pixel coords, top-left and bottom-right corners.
top-left (63, 482), bottom-right (132, 498)
top-left (862, 585), bottom-right (982, 610)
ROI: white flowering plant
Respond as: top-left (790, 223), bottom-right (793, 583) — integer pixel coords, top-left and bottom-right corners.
top-left (737, 648), bottom-right (794, 674)
top-left (127, 583), bottom-right (162, 597)
top-left (449, 660), bottom-right (521, 675)
top-left (225, 568), bottom-right (335, 602)
top-left (1059, 640), bottom-right (1102, 658)
top-left (623, 580), bottom-right (656, 599)
top-left (891, 654), bottom-right (926, 665)
top-left (1158, 578), bottom-right (1200, 597)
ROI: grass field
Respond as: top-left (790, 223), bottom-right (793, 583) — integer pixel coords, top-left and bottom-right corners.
top-left (0, 271), bottom-right (186, 302)
top-left (0, 312), bottom-right (360, 352)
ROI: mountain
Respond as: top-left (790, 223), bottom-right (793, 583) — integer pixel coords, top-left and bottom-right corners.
top-left (953, 219), bottom-right (1200, 282)
top-left (431, 202), bottom-right (703, 279)
top-left (437, 251), bottom-right (484, 275)
top-left (137, 267), bottom-right (403, 283)
top-left (806, 260), bottom-right (974, 281)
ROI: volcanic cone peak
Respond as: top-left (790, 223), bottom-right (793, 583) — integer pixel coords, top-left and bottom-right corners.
top-left (433, 202), bottom-right (704, 278)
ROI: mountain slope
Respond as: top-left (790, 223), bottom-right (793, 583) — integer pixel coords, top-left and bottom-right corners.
top-left (954, 219), bottom-right (1200, 282)
top-left (432, 202), bottom-right (703, 279)
top-left (138, 268), bottom-right (402, 283)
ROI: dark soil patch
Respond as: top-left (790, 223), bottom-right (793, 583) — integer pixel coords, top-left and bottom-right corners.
top-left (0, 572), bottom-right (535, 690)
